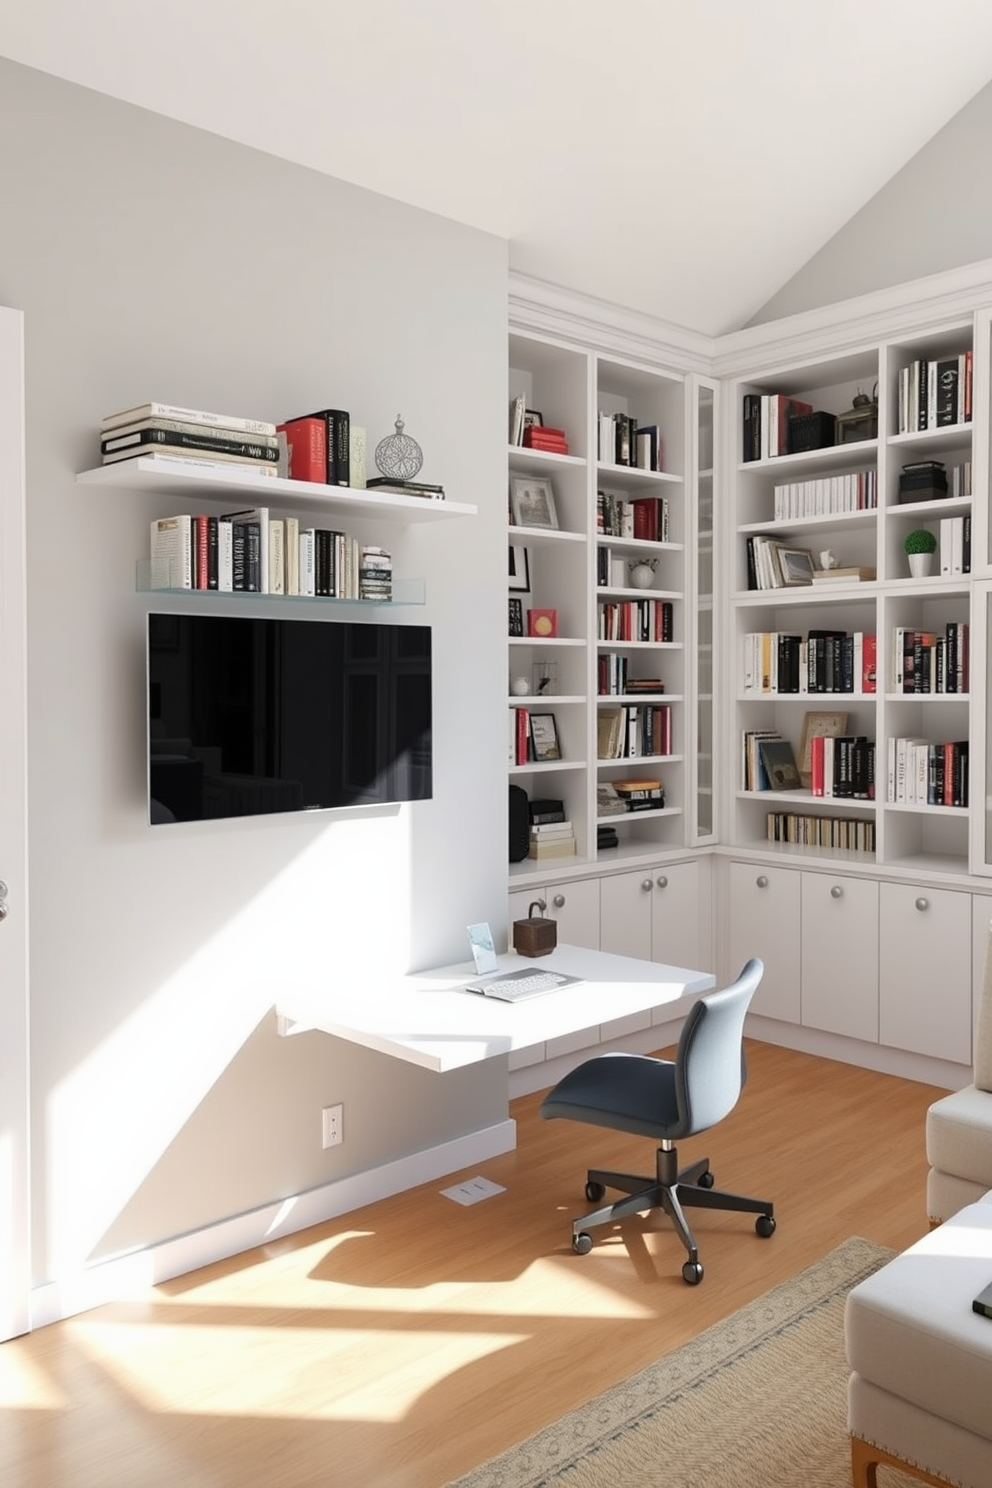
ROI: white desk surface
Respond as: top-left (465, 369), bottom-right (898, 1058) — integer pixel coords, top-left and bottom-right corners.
top-left (276, 943), bottom-right (715, 1073)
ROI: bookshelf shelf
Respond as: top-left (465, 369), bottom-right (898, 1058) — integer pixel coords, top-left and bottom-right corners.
top-left (77, 455), bottom-right (478, 523)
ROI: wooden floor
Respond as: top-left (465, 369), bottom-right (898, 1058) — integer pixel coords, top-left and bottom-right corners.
top-left (1, 1042), bottom-right (944, 1488)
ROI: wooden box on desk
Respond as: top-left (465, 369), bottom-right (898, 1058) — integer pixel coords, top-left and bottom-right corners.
top-left (513, 906), bottom-right (558, 957)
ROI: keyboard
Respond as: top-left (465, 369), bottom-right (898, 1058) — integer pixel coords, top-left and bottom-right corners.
top-left (465, 968), bottom-right (581, 1002)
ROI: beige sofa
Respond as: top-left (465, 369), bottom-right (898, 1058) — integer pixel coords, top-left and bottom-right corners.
top-left (926, 921), bottom-right (992, 1224)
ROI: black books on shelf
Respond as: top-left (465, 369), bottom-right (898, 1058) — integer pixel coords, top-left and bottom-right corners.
top-left (307, 408), bottom-right (350, 486)
top-left (757, 738), bottom-right (801, 792)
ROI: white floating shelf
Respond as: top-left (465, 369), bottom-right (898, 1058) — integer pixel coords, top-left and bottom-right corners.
top-left (77, 455), bottom-right (477, 523)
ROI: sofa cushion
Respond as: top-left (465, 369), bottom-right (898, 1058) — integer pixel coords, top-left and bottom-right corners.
top-left (926, 1084), bottom-right (992, 1190)
top-left (845, 1202), bottom-right (992, 1443)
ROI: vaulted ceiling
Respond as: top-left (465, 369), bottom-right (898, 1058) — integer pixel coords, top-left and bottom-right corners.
top-left (4, 0), bottom-right (992, 335)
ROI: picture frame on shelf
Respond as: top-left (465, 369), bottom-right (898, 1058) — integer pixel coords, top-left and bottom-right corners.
top-left (508, 596), bottom-right (524, 637)
top-left (510, 475), bottom-right (559, 530)
top-left (523, 409), bottom-right (544, 429)
top-left (527, 608), bottom-right (558, 637)
top-left (530, 712), bottom-right (561, 762)
top-left (798, 709), bottom-right (849, 788)
top-left (776, 545), bottom-right (816, 586)
top-left (508, 544), bottom-right (531, 592)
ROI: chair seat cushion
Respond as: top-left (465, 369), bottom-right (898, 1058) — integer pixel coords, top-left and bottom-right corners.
top-left (539, 1051), bottom-right (681, 1139)
top-left (845, 1202), bottom-right (992, 1444)
top-left (927, 1085), bottom-right (992, 1190)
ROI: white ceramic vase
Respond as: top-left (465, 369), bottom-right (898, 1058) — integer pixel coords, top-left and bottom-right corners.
top-left (629, 563), bottom-right (655, 589)
top-left (908, 552), bottom-right (934, 579)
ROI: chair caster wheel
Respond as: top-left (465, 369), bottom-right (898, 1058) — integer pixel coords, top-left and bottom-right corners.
top-left (585, 1180), bottom-right (606, 1202)
top-left (697, 1170), bottom-right (715, 1188)
top-left (682, 1260), bottom-right (704, 1285)
top-left (756, 1214), bottom-right (776, 1238)
top-left (573, 1232), bottom-right (594, 1255)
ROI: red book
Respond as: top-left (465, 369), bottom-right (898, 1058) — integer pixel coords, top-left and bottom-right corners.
top-left (632, 499), bottom-right (656, 542)
top-left (193, 513), bottom-right (210, 590)
top-left (861, 634), bottom-right (877, 694)
top-left (277, 415), bottom-right (326, 483)
top-left (515, 707), bottom-right (530, 765)
top-left (810, 734), bottom-right (825, 797)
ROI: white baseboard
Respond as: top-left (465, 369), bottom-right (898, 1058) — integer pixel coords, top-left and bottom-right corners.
top-left (30, 1118), bottom-right (516, 1330)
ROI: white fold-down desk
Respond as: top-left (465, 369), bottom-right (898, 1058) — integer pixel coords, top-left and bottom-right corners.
top-left (276, 943), bottom-right (715, 1073)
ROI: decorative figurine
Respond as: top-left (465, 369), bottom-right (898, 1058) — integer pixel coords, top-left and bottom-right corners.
top-left (375, 415), bottom-right (424, 481)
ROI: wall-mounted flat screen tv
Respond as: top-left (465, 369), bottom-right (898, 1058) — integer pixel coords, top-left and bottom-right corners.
top-left (147, 612), bottom-right (432, 824)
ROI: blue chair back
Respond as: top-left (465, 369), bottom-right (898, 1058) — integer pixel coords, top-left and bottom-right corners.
top-left (674, 958), bottom-right (763, 1135)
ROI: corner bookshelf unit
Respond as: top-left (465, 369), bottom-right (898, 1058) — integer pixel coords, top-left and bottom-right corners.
top-left (726, 317), bottom-right (981, 881)
top-left (508, 328), bottom-right (696, 886)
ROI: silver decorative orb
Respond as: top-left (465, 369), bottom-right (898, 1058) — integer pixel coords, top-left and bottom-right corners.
top-left (375, 415), bottom-right (423, 480)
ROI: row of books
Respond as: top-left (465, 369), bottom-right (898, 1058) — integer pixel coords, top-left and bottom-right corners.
top-left (102, 401), bottom-right (280, 475)
top-left (509, 708), bottom-right (561, 767)
top-left (937, 515), bottom-right (972, 575)
top-left (597, 492), bottom-right (670, 541)
top-left (150, 510), bottom-right (391, 600)
top-left (597, 703), bottom-right (672, 760)
top-left (597, 655), bottom-right (664, 696)
top-left (741, 393), bottom-right (813, 462)
top-left (597, 599), bottom-right (674, 643)
top-left (772, 469), bottom-right (877, 521)
top-left (893, 623), bottom-right (969, 694)
top-left (742, 631), bottom-right (877, 696)
top-left (597, 413), bottom-right (662, 472)
top-left (887, 737), bottom-right (969, 807)
top-left (810, 735), bottom-right (875, 800)
top-left (765, 813), bottom-right (875, 853)
top-left (896, 353), bottom-right (973, 434)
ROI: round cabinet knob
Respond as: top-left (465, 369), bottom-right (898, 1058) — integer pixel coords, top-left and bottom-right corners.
top-left (830, 885), bottom-right (843, 899)
top-left (641, 879), bottom-right (654, 893)
top-left (656, 875), bottom-right (668, 889)
top-left (756, 875), bottom-right (768, 889)
top-left (552, 894), bottom-right (565, 909)
top-left (915, 897), bottom-right (929, 912)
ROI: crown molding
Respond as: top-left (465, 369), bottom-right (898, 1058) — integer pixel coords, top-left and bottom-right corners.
top-left (510, 257), bottom-right (992, 382)
top-left (711, 257), bottom-right (992, 378)
top-left (508, 271), bottom-right (713, 376)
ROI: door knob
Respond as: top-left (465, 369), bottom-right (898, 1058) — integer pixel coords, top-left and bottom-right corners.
top-left (553, 894), bottom-right (565, 909)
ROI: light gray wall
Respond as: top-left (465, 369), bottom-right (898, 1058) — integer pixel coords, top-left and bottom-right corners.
top-left (750, 80), bottom-right (992, 325)
top-left (0, 58), bottom-right (510, 1282)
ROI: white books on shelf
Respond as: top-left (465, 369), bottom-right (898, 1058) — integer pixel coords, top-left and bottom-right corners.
top-left (268, 519), bottom-right (285, 595)
top-left (150, 515), bottom-right (192, 590)
top-left (285, 516), bottom-right (300, 596)
top-left (103, 401), bottom-right (276, 435)
top-left (217, 517), bottom-right (234, 592)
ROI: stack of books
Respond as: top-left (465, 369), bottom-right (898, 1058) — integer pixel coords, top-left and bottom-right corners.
top-left (522, 423), bottom-right (569, 455)
top-left (366, 477), bottom-right (445, 500)
top-left (527, 819), bottom-right (576, 861)
top-left (614, 778), bottom-right (664, 812)
top-left (101, 401), bottom-right (280, 476)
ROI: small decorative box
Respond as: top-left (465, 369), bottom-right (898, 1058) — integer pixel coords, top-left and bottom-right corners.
top-left (513, 900), bottom-right (558, 957)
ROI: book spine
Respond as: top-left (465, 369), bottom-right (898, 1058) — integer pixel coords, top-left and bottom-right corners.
top-left (278, 416), bottom-right (327, 482)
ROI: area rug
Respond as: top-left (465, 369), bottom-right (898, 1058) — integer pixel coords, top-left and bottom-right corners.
top-left (448, 1237), bottom-right (919, 1488)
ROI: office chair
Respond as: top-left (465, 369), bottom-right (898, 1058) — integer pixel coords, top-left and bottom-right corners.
top-left (540, 958), bottom-right (775, 1283)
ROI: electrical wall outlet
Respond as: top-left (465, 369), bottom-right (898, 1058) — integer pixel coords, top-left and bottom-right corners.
top-left (322, 1103), bottom-right (343, 1148)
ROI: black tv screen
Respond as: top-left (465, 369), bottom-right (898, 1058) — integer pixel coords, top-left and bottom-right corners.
top-left (147, 613), bottom-right (432, 824)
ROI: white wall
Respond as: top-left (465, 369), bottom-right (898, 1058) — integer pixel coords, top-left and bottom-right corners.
top-left (750, 79), bottom-right (992, 324)
top-left (0, 58), bottom-right (510, 1287)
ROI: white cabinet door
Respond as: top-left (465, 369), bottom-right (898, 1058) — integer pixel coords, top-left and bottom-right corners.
top-left (651, 859), bottom-right (709, 973)
top-left (510, 877), bottom-right (601, 951)
top-left (801, 873), bottom-right (878, 1043)
top-left (880, 882), bottom-right (971, 1064)
top-left (726, 862), bottom-right (801, 1023)
top-left (599, 870), bottom-right (654, 960)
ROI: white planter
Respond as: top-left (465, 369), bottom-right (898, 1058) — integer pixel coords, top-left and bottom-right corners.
top-left (908, 552), bottom-right (934, 578)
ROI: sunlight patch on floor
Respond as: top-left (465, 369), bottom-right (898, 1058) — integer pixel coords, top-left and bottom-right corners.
top-left (69, 1319), bottom-right (524, 1421)
top-left (0, 1345), bottom-right (69, 1409)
